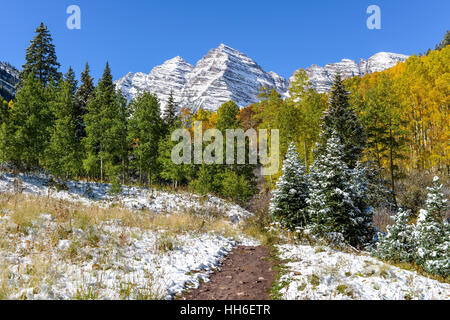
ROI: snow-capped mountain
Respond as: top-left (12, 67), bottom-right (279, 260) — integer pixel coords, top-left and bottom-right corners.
top-left (115, 47), bottom-right (409, 112)
top-left (115, 56), bottom-right (194, 109)
top-left (0, 62), bottom-right (19, 100)
top-left (290, 52), bottom-right (409, 93)
top-left (115, 44), bottom-right (288, 112)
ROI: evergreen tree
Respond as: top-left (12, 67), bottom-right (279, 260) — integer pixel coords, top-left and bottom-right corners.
top-left (374, 208), bottom-right (416, 263)
top-left (19, 23), bottom-right (61, 87)
top-left (64, 66), bottom-right (78, 96)
top-left (318, 74), bottom-right (366, 169)
top-left (163, 90), bottom-right (177, 128)
top-left (435, 30), bottom-right (450, 50)
top-left (83, 62), bottom-right (128, 182)
top-left (158, 130), bottom-right (187, 188)
top-left (128, 92), bottom-right (163, 184)
top-left (10, 73), bottom-right (52, 168)
top-left (270, 143), bottom-right (309, 229)
top-left (350, 162), bottom-right (376, 244)
top-left (415, 176), bottom-right (449, 276)
top-left (307, 131), bottom-right (369, 246)
top-left (74, 63), bottom-right (95, 141)
top-left (45, 79), bottom-right (81, 179)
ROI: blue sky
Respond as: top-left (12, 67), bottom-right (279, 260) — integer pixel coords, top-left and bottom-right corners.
top-left (1, 0), bottom-right (448, 81)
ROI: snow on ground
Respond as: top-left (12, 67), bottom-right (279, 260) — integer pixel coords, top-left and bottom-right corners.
top-left (277, 244), bottom-right (450, 300)
top-left (0, 172), bottom-right (259, 300)
top-left (0, 172), bottom-right (252, 223)
top-left (0, 213), bottom-right (239, 299)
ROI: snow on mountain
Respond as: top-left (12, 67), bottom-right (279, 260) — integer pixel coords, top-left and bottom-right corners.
top-left (180, 44), bottom-right (288, 112)
top-left (115, 48), bottom-right (409, 112)
top-left (290, 52), bottom-right (409, 93)
top-left (115, 56), bottom-right (194, 111)
top-left (115, 44), bottom-right (287, 112)
top-left (0, 62), bottom-right (19, 99)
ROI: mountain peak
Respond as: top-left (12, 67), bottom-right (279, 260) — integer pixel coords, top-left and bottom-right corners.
top-left (115, 45), bottom-right (287, 112)
top-left (290, 52), bottom-right (409, 93)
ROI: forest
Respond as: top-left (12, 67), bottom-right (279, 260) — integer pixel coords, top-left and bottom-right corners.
top-left (0, 25), bottom-right (448, 268)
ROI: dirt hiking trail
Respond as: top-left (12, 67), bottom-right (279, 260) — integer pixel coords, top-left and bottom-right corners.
top-left (181, 246), bottom-right (275, 300)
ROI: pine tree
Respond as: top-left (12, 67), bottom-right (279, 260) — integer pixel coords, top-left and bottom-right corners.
top-left (307, 131), bottom-right (366, 246)
top-left (74, 63), bottom-right (95, 141)
top-left (374, 208), bottom-right (416, 263)
top-left (415, 176), bottom-right (449, 276)
top-left (318, 74), bottom-right (366, 169)
top-left (128, 92), bottom-right (163, 184)
top-left (270, 143), bottom-right (309, 229)
top-left (163, 90), bottom-right (177, 128)
top-left (19, 23), bottom-right (61, 87)
top-left (45, 79), bottom-right (81, 179)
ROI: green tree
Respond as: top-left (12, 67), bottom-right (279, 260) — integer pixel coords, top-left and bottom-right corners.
top-left (10, 73), bottom-right (51, 168)
top-left (45, 79), bottom-right (81, 179)
top-left (308, 131), bottom-right (373, 247)
top-left (287, 70), bottom-right (327, 168)
top-left (435, 30), bottom-right (450, 50)
top-left (19, 22), bottom-right (61, 87)
top-left (216, 100), bottom-right (240, 131)
top-left (356, 73), bottom-right (409, 206)
top-left (318, 74), bottom-right (366, 169)
top-left (64, 66), bottom-right (78, 96)
top-left (74, 62), bottom-right (95, 141)
top-left (163, 90), bottom-right (177, 128)
top-left (128, 92), bottom-right (163, 184)
top-left (270, 143), bottom-right (309, 229)
top-left (83, 62), bottom-right (128, 182)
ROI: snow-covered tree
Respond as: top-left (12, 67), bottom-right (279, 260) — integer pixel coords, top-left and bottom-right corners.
top-left (374, 208), bottom-right (416, 263)
top-left (415, 176), bottom-right (449, 277)
top-left (307, 131), bottom-right (364, 246)
top-left (350, 162), bottom-right (375, 245)
top-left (270, 143), bottom-right (309, 229)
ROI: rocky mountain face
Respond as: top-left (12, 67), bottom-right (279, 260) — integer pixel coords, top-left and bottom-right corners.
top-left (0, 62), bottom-right (19, 100)
top-left (290, 52), bottom-right (409, 93)
top-left (115, 46), bottom-right (409, 112)
top-left (115, 44), bottom-right (288, 112)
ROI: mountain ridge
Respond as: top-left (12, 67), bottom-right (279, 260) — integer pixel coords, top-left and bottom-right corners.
top-left (115, 45), bottom-right (408, 112)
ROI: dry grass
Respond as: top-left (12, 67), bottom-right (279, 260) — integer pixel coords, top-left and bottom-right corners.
top-left (0, 193), bottom-right (238, 239)
top-left (0, 191), bottom-right (243, 300)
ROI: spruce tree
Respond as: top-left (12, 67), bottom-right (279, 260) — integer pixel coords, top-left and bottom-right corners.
top-left (270, 143), bottom-right (309, 229)
top-left (19, 22), bottom-right (61, 87)
top-left (45, 79), bottom-right (81, 179)
top-left (318, 74), bottom-right (366, 169)
top-left (163, 90), bottom-right (177, 128)
top-left (435, 30), bottom-right (450, 50)
top-left (128, 92), bottom-right (163, 184)
top-left (74, 63), bottom-right (95, 141)
top-left (64, 66), bottom-right (78, 96)
top-left (10, 73), bottom-right (51, 168)
top-left (83, 62), bottom-right (116, 180)
top-left (158, 130), bottom-right (187, 188)
top-left (415, 176), bottom-right (449, 276)
top-left (307, 131), bottom-right (366, 246)
top-left (83, 63), bottom-right (129, 183)
top-left (350, 162), bottom-right (375, 244)
top-left (374, 208), bottom-right (416, 263)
